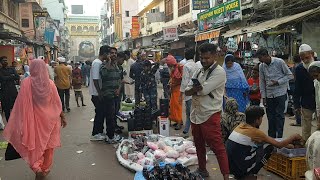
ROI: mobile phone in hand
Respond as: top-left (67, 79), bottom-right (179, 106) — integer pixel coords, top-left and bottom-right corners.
top-left (192, 78), bottom-right (201, 86)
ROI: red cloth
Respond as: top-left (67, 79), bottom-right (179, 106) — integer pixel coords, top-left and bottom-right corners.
top-left (191, 112), bottom-right (230, 175)
top-left (166, 55), bottom-right (177, 66)
top-left (247, 77), bottom-right (261, 101)
top-left (3, 59), bottom-right (62, 173)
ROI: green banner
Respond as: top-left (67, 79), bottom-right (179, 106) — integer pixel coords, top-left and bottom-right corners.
top-left (197, 0), bottom-right (241, 31)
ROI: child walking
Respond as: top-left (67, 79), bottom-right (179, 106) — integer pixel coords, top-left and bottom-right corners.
top-left (72, 62), bottom-right (86, 107)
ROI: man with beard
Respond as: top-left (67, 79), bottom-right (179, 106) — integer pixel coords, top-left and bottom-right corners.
top-left (294, 44), bottom-right (317, 141)
top-left (0, 56), bottom-right (20, 121)
top-left (257, 48), bottom-right (293, 138)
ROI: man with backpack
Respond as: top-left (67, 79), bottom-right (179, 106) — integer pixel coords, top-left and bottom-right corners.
top-left (185, 43), bottom-right (229, 179)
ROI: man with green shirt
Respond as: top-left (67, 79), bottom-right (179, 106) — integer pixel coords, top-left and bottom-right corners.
top-left (100, 47), bottom-right (123, 144)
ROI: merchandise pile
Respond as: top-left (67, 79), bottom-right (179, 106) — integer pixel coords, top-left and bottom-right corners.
top-left (141, 163), bottom-right (203, 180)
top-left (116, 135), bottom-right (204, 172)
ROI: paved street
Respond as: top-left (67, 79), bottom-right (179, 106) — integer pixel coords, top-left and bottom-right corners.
top-left (0, 87), bottom-right (316, 180)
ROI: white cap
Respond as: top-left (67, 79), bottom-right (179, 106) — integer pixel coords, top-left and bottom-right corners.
top-left (299, 44), bottom-right (312, 53)
top-left (58, 57), bottom-right (66, 63)
top-left (67, 60), bottom-right (71, 64)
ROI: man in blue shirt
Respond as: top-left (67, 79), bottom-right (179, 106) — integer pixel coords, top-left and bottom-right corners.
top-left (256, 48), bottom-right (293, 138)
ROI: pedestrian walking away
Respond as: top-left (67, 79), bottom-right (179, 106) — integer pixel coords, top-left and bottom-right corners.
top-left (185, 43), bottom-right (229, 179)
top-left (3, 59), bottom-right (67, 179)
top-left (257, 48), bottom-right (294, 138)
top-left (54, 57), bottom-right (72, 113)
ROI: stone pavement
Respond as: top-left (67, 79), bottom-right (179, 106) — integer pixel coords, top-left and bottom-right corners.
top-left (0, 87), bottom-right (316, 180)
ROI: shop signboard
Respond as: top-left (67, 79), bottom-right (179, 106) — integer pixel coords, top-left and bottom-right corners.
top-left (192, 0), bottom-right (210, 10)
top-left (33, 12), bottom-right (48, 41)
top-left (131, 16), bottom-right (140, 39)
top-left (163, 27), bottom-right (178, 41)
top-left (197, 0), bottom-right (241, 31)
top-left (115, 0), bottom-right (120, 14)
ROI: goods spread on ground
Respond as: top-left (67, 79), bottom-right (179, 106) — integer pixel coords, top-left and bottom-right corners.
top-left (134, 163), bottom-right (203, 180)
top-left (116, 135), bottom-right (205, 172)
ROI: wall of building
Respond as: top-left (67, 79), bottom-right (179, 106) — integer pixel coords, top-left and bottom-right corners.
top-left (0, 0), bottom-right (21, 35)
top-left (121, 0), bottom-right (139, 39)
top-left (19, 3), bottom-right (34, 38)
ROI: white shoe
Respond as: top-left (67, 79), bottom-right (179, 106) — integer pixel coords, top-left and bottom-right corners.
top-left (106, 134), bottom-right (123, 144)
top-left (90, 133), bottom-right (105, 141)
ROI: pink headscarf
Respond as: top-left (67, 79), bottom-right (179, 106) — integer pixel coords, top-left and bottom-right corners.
top-left (30, 59), bottom-right (52, 101)
top-left (3, 59), bottom-right (62, 169)
top-left (166, 55), bottom-right (177, 65)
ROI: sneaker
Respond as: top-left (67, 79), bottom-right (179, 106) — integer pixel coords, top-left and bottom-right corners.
top-left (90, 133), bottom-right (105, 141)
top-left (193, 168), bottom-right (209, 178)
top-left (106, 134), bottom-right (123, 144)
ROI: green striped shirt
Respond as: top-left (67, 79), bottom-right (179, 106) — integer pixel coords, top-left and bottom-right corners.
top-left (100, 62), bottom-right (121, 98)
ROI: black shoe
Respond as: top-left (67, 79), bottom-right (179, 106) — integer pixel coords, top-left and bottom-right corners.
top-left (67, 108), bottom-right (71, 112)
top-left (183, 131), bottom-right (188, 134)
top-left (82, 104), bottom-right (87, 106)
top-left (116, 125), bottom-right (124, 130)
top-left (193, 168), bottom-right (209, 178)
top-left (115, 128), bottom-right (123, 134)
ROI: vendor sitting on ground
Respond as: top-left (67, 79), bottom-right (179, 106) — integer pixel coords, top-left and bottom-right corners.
top-left (221, 98), bottom-right (246, 143)
top-left (226, 106), bottom-right (302, 179)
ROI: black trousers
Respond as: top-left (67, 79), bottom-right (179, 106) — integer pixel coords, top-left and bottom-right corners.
top-left (103, 97), bottom-right (116, 139)
top-left (91, 96), bottom-right (104, 136)
top-left (57, 88), bottom-right (70, 110)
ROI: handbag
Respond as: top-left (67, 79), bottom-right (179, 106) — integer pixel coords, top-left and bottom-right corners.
top-left (5, 143), bottom-right (21, 161)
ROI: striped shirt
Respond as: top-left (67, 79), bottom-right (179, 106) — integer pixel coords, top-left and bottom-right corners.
top-left (100, 61), bottom-right (121, 98)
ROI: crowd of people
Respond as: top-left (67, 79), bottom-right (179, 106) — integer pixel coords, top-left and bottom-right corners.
top-left (1, 42), bottom-right (320, 179)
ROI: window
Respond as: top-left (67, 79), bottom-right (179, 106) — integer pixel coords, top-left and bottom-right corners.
top-left (77, 26), bottom-right (82, 32)
top-left (125, 11), bottom-right (129, 17)
top-left (178, 0), bottom-right (190, 17)
top-left (21, 19), bottom-right (29, 28)
top-left (165, 0), bottom-right (173, 22)
top-left (126, 32), bottom-right (130, 38)
top-left (83, 26), bottom-right (88, 32)
top-left (8, 1), bottom-right (16, 20)
top-left (71, 26), bottom-right (76, 31)
top-left (89, 26), bottom-right (95, 32)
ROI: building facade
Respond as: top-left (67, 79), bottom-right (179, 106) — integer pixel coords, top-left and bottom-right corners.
top-left (66, 16), bottom-right (100, 62)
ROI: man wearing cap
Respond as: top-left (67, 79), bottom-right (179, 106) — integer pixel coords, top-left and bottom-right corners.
top-left (256, 48), bottom-right (293, 138)
top-left (55, 57), bottom-right (72, 112)
top-left (294, 44), bottom-right (317, 141)
top-left (48, 60), bottom-right (57, 80)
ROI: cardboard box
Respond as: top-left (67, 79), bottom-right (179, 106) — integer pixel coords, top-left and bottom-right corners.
top-left (158, 116), bottom-right (170, 137)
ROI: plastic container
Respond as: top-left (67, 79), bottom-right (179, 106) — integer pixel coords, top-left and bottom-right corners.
top-left (277, 147), bottom-right (306, 158)
top-left (264, 153), bottom-right (307, 180)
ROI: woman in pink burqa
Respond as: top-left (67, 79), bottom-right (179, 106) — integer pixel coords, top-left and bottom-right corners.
top-left (3, 59), bottom-right (67, 179)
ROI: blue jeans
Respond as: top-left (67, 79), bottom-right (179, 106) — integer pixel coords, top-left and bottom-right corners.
top-left (266, 94), bottom-right (287, 138)
top-left (183, 99), bottom-right (192, 133)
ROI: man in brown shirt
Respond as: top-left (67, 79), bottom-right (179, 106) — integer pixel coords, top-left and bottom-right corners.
top-left (55, 57), bottom-right (72, 112)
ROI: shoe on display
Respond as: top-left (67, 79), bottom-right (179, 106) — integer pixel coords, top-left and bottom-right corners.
top-left (193, 168), bottom-right (209, 178)
top-left (90, 133), bottom-right (105, 141)
top-left (106, 134), bottom-right (123, 144)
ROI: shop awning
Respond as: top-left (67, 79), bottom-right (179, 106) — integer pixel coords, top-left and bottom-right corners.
top-left (223, 7), bottom-right (320, 37)
top-left (195, 27), bottom-right (223, 42)
top-left (179, 31), bottom-right (194, 37)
